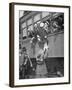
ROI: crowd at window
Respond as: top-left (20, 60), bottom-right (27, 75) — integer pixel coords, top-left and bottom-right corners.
top-left (19, 11), bottom-right (64, 40)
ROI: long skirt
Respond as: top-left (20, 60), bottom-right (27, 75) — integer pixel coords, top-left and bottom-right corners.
top-left (35, 61), bottom-right (48, 78)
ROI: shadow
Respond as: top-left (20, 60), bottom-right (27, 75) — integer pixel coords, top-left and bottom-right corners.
top-left (5, 83), bottom-right (9, 87)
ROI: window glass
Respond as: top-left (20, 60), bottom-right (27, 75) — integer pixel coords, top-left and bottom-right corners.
top-left (42, 12), bottom-right (50, 18)
top-left (21, 22), bottom-right (26, 28)
top-left (27, 19), bottom-right (32, 25)
top-left (34, 14), bottom-right (40, 22)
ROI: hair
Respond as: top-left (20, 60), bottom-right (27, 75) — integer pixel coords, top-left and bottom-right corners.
top-left (22, 47), bottom-right (27, 52)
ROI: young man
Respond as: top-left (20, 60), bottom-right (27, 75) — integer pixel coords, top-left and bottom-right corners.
top-left (22, 47), bottom-right (35, 79)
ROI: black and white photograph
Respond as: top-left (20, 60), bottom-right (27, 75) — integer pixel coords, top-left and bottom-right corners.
top-left (9, 3), bottom-right (70, 87)
top-left (19, 11), bottom-right (64, 79)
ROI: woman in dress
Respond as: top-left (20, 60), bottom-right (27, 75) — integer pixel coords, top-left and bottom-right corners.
top-left (35, 43), bottom-right (49, 78)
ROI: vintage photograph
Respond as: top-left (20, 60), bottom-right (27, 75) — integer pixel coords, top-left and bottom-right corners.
top-left (19, 11), bottom-right (64, 79)
top-left (9, 3), bottom-right (70, 87)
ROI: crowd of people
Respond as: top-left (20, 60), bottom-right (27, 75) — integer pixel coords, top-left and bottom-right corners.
top-left (19, 42), bottom-right (49, 79)
top-left (19, 14), bottom-right (64, 79)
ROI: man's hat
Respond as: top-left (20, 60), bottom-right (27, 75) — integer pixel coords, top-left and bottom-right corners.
top-left (22, 47), bottom-right (26, 52)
